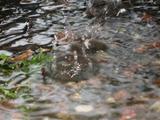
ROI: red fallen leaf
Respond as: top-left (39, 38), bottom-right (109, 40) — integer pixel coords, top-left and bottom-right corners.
top-left (153, 42), bottom-right (160, 48)
top-left (119, 108), bottom-right (136, 120)
top-left (10, 49), bottom-right (33, 62)
top-left (141, 12), bottom-right (153, 22)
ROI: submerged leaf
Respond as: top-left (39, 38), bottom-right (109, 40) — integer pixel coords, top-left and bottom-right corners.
top-left (119, 108), bottom-right (136, 120)
top-left (11, 49), bottom-right (33, 62)
top-left (141, 12), bottom-right (153, 22)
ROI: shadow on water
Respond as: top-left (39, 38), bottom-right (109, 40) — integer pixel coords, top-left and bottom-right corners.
top-left (0, 0), bottom-right (160, 120)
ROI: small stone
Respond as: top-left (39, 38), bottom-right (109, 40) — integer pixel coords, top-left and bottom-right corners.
top-left (0, 50), bottom-right (12, 56)
top-left (75, 105), bottom-right (94, 113)
top-left (70, 93), bottom-right (81, 100)
top-left (150, 101), bottom-right (160, 112)
top-left (106, 97), bottom-right (116, 104)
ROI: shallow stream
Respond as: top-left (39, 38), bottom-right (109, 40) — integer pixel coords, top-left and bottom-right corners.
top-left (0, 0), bottom-right (160, 120)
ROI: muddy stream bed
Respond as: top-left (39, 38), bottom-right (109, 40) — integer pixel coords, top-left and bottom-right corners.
top-left (0, 0), bottom-right (160, 120)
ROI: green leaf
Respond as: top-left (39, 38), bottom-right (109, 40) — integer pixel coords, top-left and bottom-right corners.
top-left (0, 86), bottom-right (17, 99)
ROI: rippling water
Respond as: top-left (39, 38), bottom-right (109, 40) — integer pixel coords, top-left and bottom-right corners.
top-left (0, 0), bottom-right (160, 120)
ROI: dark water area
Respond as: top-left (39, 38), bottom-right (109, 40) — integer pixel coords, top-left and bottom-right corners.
top-left (0, 0), bottom-right (160, 120)
top-left (0, 0), bottom-right (88, 50)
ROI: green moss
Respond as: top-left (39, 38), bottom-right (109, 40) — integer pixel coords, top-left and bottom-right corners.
top-left (0, 49), bottom-right (53, 100)
top-left (0, 50), bottom-right (53, 74)
top-left (0, 86), bottom-right (17, 99)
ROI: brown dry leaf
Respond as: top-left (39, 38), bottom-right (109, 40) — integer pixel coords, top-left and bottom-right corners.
top-left (153, 79), bottom-right (160, 87)
top-left (141, 12), bottom-right (153, 22)
top-left (0, 101), bottom-right (16, 109)
top-left (11, 49), bottom-right (33, 62)
top-left (119, 108), bottom-right (136, 120)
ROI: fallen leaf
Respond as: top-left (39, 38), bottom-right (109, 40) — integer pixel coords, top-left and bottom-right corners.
top-left (75, 105), bottom-right (93, 112)
top-left (119, 108), bottom-right (136, 120)
top-left (153, 79), bottom-right (160, 87)
top-left (11, 49), bottom-right (33, 62)
top-left (0, 101), bottom-right (16, 109)
top-left (151, 42), bottom-right (160, 48)
top-left (141, 12), bottom-right (153, 22)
